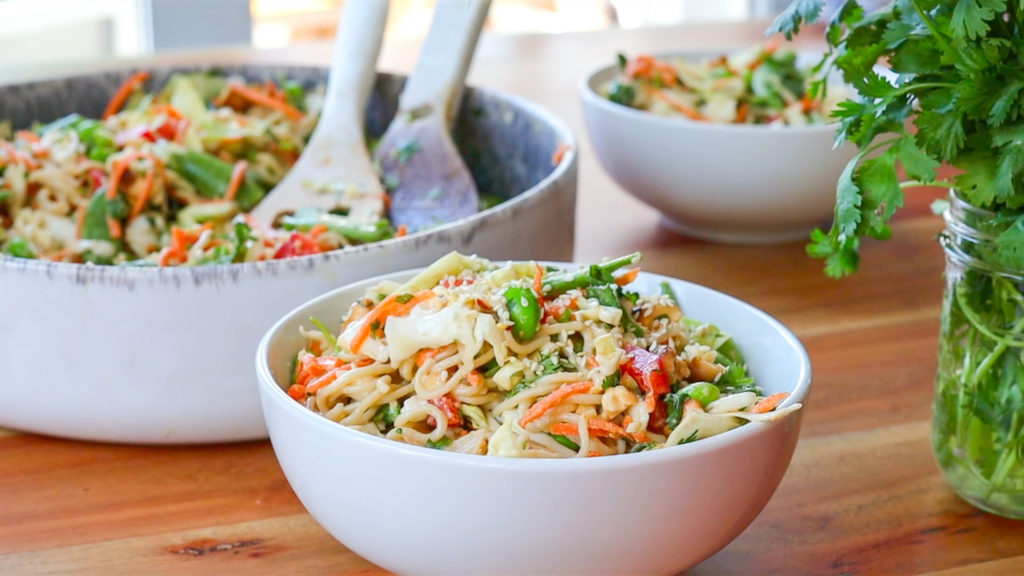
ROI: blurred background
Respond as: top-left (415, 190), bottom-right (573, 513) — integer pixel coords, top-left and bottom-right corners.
top-left (0, 0), bottom-right (794, 79)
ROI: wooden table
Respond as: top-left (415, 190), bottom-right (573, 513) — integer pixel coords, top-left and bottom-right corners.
top-left (2, 21), bottom-right (1022, 576)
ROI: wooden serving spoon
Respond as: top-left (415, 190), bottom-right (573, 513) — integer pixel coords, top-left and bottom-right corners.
top-left (250, 0), bottom-right (389, 225)
top-left (374, 0), bottom-right (491, 232)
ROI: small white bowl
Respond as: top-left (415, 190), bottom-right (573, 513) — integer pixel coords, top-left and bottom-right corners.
top-left (256, 265), bottom-right (811, 575)
top-left (580, 52), bottom-right (857, 244)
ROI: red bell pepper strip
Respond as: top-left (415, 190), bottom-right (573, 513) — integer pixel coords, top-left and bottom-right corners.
top-left (622, 344), bottom-right (672, 399)
top-left (429, 394), bottom-right (463, 427)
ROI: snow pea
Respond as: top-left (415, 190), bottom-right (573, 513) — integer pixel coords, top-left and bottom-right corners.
top-left (505, 285), bottom-right (540, 342)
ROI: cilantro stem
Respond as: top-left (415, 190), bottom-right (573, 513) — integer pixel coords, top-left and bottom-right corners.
top-left (910, 0), bottom-right (955, 55)
top-left (888, 82), bottom-right (955, 97)
top-left (900, 180), bottom-right (957, 190)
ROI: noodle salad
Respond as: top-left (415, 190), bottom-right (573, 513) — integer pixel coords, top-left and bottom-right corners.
top-left (0, 70), bottom-right (399, 266)
top-left (287, 252), bottom-right (801, 458)
top-left (603, 43), bottom-right (846, 126)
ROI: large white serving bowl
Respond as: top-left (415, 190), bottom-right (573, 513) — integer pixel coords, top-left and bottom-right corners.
top-left (0, 66), bottom-right (576, 444)
top-left (580, 51), bottom-right (857, 244)
top-left (257, 265), bottom-right (811, 575)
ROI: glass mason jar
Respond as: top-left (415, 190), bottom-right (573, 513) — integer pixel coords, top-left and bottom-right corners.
top-left (936, 192), bottom-right (1024, 519)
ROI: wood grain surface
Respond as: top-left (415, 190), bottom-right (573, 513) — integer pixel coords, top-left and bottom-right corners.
top-left (2, 20), bottom-right (1021, 576)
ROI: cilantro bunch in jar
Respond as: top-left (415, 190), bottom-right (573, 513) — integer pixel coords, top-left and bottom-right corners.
top-left (771, 0), bottom-right (1024, 518)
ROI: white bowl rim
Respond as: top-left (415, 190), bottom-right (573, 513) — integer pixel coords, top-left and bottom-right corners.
top-left (0, 69), bottom-right (578, 278)
top-left (256, 264), bottom-right (811, 472)
top-left (580, 48), bottom-right (840, 136)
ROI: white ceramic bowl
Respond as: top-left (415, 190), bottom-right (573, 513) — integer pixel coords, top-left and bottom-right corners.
top-left (580, 51), bottom-right (857, 244)
top-left (257, 266), bottom-right (811, 575)
top-left (0, 66), bottom-right (576, 443)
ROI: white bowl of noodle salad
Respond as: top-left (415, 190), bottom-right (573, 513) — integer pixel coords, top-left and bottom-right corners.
top-left (580, 44), bottom-right (857, 244)
top-left (256, 252), bottom-right (810, 575)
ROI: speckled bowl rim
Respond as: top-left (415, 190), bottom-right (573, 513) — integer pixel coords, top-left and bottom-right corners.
top-left (580, 49), bottom-right (841, 136)
top-left (0, 65), bottom-right (577, 279)
top-left (256, 266), bottom-right (811, 471)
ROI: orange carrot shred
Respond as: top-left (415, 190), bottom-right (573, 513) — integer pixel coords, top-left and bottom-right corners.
top-left (625, 54), bottom-right (655, 79)
top-left (224, 82), bottom-right (304, 121)
top-left (653, 90), bottom-right (707, 121)
top-left (15, 130), bottom-right (40, 143)
top-left (75, 205), bottom-right (87, 240)
top-left (750, 392), bottom-right (788, 414)
top-left (224, 159), bottom-right (249, 202)
top-left (129, 169), bottom-right (155, 221)
top-left (287, 384), bottom-right (307, 401)
top-left (551, 142), bottom-right (572, 166)
top-left (106, 215), bottom-right (123, 239)
top-left (396, 224), bottom-right (408, 238)
top-left (614, 268), bottom-right (640, 286)
top-left (350, 290), bottom-right (435, 354)
top-left (415, 347), bottom-right (444, 367)
top-left (103, 71), bottom-right (150, 120)
top-left (309, 224), bottom-right (329, 239)
top-left (519, 381), bottom-right (594, 427)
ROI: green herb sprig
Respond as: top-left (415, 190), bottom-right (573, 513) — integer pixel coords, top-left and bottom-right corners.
top-left (770, 0), bottom-right (1024, 276)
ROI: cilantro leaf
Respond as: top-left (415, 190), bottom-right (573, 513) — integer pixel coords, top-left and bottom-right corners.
top-left (857, 149), bottom-right (903, 222)
top-left (834, 155), bottom-right (863, 239)
top-left (766, 0), bottom-right (825, 39)
top-left (896, 138), bottom-right (941, 182)
top-left (950, 0), bottom-right (1006, 40)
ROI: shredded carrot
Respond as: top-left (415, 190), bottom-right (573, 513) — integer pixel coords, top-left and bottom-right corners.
top-left (264, 80), bottom-right (286, 101)
top-left (533, 262), bottom-right (545, 307)
top-left (415, 347), bottom-right (445, 367)
top-left (0, 141), bottom-right (39, 169)
top-left (614, 268), bottom-right (640, 286)
top-left (308, 224), bottom-right (329, 239)
top-left (150, 103), bottom-right (183, 119)
top-left (467, 370), bottom-right (484, 387)
top-left (585, 356), bottom-right (599, 369)
top-left (44, 249), bottom-right (73, 262)
top-left (15, 130), bottom-right (40, 143)
top-left (103, 71), bottom-right (150, 120)
top-left (306, 366), bottom-right (353, 394)
top-left (107, 151), bottom-right (164, 202)
top-left (74, 205), bottom-right (87, 239)
top-left (157, 247), bottom-right (183, 267)
top-left (749, 38), bottom-right (783, 71)
top-left (519, 381), bottom-right (594, 427)
top-left (622, 415), bottom-right (632, 429)
top-left (287, 384), bottom-right (307, 400)
top-left (800, 93), bottom-right (818, 114)
top-left (736, 101), bottom-right (750, 123)
top-left (224, 159), bottom-right (249, 202)
top-left (350, 290), bottom-right (436, 354)
top-left (750, 392), bottom-right (788, 414)
top-left (396, 224), bottom-right (408, 238)
top-left (653, 61), bottom-right (678, 86)
top-left (129, 169), bottom-right (155, 221)
top-left (224, 82), bottom-right (304, 121)
top-left (551, 142), bottom-right (572, 166)
top-left (653, 91), bottom-right (707, 121)
top-left (378, 192), bottom-right (392, 212)
top-left (625, 54), bottom-right (655, 79)
top-left (549, 419), bottom-right (647, 444)
top-left (106, 215), bottom-right (123, 239)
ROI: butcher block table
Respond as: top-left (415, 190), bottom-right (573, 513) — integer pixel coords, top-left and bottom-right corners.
top-left (2, 20), bottom-right (1022, 576)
